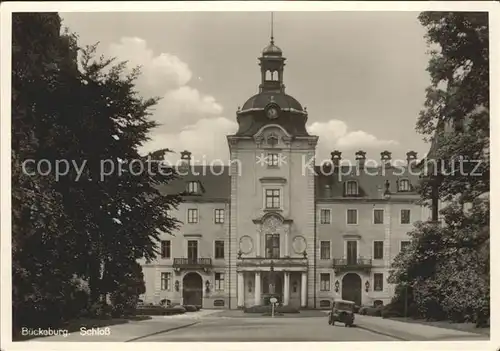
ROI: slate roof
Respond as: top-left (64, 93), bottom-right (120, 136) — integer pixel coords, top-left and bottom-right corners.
top-left (315, 165), bottom-right (421, 201)
top-left (157, 164), bottom-right (421, 203)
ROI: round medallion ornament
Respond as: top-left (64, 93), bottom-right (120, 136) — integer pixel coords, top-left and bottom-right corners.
top-left (239, 235), bottom-right (254, 254)
top-left (292, 236), bottom-right (307, 254)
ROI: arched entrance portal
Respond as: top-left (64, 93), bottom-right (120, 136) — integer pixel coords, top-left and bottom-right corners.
top-left (182, 272), bottom-right (203, 307)
top-left (342, 273), bottom-right (362, 306)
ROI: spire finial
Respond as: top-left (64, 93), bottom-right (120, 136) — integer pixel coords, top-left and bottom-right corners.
top-left (270, 12), bottom-right (274, 44)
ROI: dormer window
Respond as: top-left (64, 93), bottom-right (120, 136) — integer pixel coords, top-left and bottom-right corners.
top-left (398, 179), bottom-right (411, 192)
top-left (344, 180), bottom-right (359, 196)
top-left (187, 181), bottom-right (199, 194)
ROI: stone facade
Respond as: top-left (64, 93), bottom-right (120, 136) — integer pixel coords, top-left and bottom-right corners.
top-left (139, 36), bottom-right (429, 309)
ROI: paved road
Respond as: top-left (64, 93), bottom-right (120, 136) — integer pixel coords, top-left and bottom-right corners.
top-left (138, 315), bottom-right (396, 342)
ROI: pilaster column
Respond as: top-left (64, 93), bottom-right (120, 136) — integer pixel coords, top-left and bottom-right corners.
top-left (301, 272), bottom-right (307, 308)
top-left (237, 272), bottom-right (244, 307)
top-left (254, 272), bottom-right (261, 305)
top-left (284, 272), bottom-right (290, 306)
top-left (256, 228), bottom-right (261, 257)
top-left (284, 227), bottom-right (289, 256)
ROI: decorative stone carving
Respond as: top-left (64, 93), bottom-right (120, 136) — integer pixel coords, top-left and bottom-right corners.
top-left (262, 215), bottom-right (282, 233)
top-left (266, 132), bottom-right (279, 147)
top-left (254, 135), bottom-right (264, 147)
top-left (292, 236), bottom-right (307, 254)
top-left (239, 235), bottom-right (254, 254)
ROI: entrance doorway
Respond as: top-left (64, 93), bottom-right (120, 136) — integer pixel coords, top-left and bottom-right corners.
top-left (182, 272), bottom-right (203, 307)
top-left (341, 273), bottom-right (362, 306)
top-left (262, 272), bottom-right (283, 304)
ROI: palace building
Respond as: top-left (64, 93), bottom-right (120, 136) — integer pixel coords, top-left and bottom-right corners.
top-left (139, 35), bottom-right (431, 310)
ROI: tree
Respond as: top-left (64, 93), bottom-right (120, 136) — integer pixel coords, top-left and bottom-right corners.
top-left (12, 12), bottom-right (84, 332)
top-left (388, 12), bottom-right (489, 325)
top-left (12, 12), bottom-right (181, 332)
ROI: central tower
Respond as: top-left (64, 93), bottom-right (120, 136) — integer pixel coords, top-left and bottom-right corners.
top-left (227, 16), bottom-right (318, 309)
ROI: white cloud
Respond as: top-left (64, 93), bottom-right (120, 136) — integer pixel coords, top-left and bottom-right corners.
top-left (108, 37), bottom-right (192, 94)
top-left (308, 119), bottom-right (399, 162)
top-left (141, 117), bottom-right (238, 163)
top-left (106, 37), bottom-right (222, 133)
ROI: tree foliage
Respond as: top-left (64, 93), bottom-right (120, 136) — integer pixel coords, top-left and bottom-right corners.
top-left (12, 12), bottom-right (180, 333)
top-left (389, 12), bottom-right (489, 326)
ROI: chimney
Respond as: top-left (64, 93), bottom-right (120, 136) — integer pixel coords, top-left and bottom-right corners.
top-left (380, 151), bottom-right (392, 168)
top-left (406, 151), bottom-right (418, 166)
top-left (180, 150), bottom-right (192, 165)
top-left (355, 150), bottom-right (367, 169)
top-left (331, 150), bottom-right (342, 168)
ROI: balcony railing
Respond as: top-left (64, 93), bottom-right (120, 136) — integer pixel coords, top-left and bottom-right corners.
top-left (237, 257), bottom-right (308, 268)
top-left (332, 258), bottom-right (372, 273)
top-left (173, 258), bottom-right (212, 270)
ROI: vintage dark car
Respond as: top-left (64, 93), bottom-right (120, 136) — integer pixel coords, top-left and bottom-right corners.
top-left (328, 299), bottom-right (355, 327)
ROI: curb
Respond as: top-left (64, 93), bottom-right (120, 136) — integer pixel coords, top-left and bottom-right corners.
top-left (126, 321), bottom-right (199, 342)
top-left (355, 324), bottom-right (410, 341)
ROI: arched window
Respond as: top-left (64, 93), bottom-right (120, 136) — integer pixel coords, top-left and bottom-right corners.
top-left (344, 180), bottom-right (359, 196)
top-left (265, 70), bottom-right (273, 80)
top-left (398, 179), bottom-right (411, 192)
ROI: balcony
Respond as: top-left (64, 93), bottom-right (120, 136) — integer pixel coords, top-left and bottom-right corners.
top-left (332, 258), bottom-right (372, 273)
top-left (173, 258), bottom-right (212, 272)
top-left (237, 257), bottom-right (308, 272)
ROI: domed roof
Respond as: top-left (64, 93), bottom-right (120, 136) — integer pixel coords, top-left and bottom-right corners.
top-left (262, 40), bottom-right (282, 57)
top-left (241, 91), bottom-right (303, 112)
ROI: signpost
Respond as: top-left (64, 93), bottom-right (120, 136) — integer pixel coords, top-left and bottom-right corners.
top-left (270, 297), bottom-right (277, 318)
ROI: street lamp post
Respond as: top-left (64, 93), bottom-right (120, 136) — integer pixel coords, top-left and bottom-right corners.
top-left (269, 260), bottom-right (275, 295)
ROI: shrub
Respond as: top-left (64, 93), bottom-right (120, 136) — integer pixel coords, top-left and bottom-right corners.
top-left (183, 305), bottom-right (197, 312)
top-left (135, 305), bottom-right (186, 316)
top-left (364, 306), bottom-right (383, 317)
top-left (244, 305), bottom-right (299, 314)
top-left (172, 305), bottom-right (186, 313)
top-left (381, 305), bottom-right (402, 319)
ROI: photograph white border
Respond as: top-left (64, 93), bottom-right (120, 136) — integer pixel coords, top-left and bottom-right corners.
top-left (1, 2), bottom-right (498, 351)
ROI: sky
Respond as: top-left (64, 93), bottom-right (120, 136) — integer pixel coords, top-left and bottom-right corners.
top-left (60, 11), bottom-right (432, 164)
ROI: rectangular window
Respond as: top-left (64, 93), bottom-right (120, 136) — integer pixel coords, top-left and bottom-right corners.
top-left (214, 209), bottom-right (225, 224)
top-left (187, 181), bottom-right (199, 194)
top-left (215, 273), bottom-right (225, 291)
top-left (214, 240), bottom-right (225, 259)
top-left (320, 273), bottom-right (331, 291)
top-left (373, 209), bottom-right (384, 224)
top-left (374, 273), bottom-right (384, 291)
top-left (401, 240), bottom-right (411, 252)
top-left (265, 234), bottom-right (280, 259)
top-left (161, 272), bottom-right (171, 291)
top-left (265, 189), bottom-right (280, 209)
top-left (401, 209), bottom-right (411, 224)
top-left (373, 241), bottom-right (384, 260)
top-left (160, 240), bottom-right (171, 259)
top-left (347, 209), bottom-right (357, 225)
top-left (187, 209), bottom-right (198, 223)
top-left (320, 241), bottom-right (331, 260)
top-left (267, 153), bottom-right (279, 167)
top-left (320, 209), bottom-right (331, 224)
top-left (187, 240), bottom-right (198, 262)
